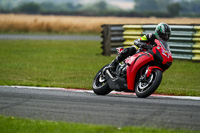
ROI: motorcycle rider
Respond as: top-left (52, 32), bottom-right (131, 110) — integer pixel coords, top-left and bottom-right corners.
top-left (108, 23), bottom-right (171, 70)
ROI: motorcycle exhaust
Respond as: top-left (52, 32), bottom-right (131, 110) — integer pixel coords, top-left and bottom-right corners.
top-left (105, 70), bottom-right (114, 79)
top-left (105, 70), bottom-right (127, 91)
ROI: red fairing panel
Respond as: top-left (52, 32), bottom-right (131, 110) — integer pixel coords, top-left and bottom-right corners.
top-left (153, 39), bottom-right (173, 65)
top-left (126, 52), bottom-right (154, 91)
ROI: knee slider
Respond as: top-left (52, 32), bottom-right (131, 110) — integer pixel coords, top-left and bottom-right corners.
top-left (129, 46), bottom-right (137, 55)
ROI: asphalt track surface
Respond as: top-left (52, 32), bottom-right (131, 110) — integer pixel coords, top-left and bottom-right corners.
top-left (0, 86), bottom-right (200, 131)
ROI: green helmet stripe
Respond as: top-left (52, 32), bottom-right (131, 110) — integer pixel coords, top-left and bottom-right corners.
top-left (160, 25), bottom-right (163, 32)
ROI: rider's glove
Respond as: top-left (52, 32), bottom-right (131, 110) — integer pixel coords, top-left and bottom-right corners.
top-left (140, 43), bottom-right (148, 49)
top-left (134, 39), bottom-right (148, 49)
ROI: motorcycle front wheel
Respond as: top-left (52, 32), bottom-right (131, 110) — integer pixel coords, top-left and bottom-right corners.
top-left (92, 64), bottom-right (112, 95)
top-left (135, 69), bottom-right (162, 98)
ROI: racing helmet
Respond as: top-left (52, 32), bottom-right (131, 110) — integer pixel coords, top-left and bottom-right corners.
top-left (155, 23), bottom-right (171, 41)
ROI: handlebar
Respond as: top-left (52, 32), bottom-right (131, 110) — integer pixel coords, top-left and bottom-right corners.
top-left (138, 43), bottom-right (154, 51)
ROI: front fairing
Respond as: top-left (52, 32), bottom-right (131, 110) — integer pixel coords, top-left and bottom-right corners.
top-left (125, 52), bottom-right (154, 91)
top-left (153, 39), bottom-right (173, 66)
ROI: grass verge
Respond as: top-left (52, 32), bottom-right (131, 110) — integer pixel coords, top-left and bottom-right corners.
top-left (0, 115), bottom-right (198, 133)
top-left (0, 40), bottom-right (199, 96)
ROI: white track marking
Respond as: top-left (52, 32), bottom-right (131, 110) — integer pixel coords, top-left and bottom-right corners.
top-left (1, 86), bottom-right (200, 101)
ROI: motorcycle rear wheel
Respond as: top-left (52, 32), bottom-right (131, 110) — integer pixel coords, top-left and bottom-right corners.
top-left (92, 64), bottom-right (112, 95)
top-left (135, 69), bottom-right (162, 98)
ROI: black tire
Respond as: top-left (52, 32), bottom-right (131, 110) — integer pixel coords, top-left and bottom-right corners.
top-left (135, 69), bottom-right (162, 98)
top-left (92, 64), bottom-right (112, 95)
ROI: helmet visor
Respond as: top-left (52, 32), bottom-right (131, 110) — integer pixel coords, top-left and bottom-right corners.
top-left (160, 33), bottom-right (170, 41)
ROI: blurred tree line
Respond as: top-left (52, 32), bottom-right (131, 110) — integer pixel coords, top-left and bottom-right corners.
top-left (0, 0), bottom-right (200, 17)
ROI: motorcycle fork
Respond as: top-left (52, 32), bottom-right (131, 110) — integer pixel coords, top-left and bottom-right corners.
top-left (139, 66), bottom-right (149, 82)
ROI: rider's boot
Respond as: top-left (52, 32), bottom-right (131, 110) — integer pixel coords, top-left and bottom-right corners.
top-left (108, 47), bottom-right (136, 71)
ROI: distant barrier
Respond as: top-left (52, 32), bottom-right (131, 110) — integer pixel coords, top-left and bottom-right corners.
top-left (101, 24), bottom-right (200, 61)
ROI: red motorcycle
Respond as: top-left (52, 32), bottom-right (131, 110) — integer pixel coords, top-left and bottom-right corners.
top-left (92, 39), bottom-right (173, 98)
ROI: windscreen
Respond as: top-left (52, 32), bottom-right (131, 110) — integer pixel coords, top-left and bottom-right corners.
top-left (159, 40), bottom-right (170, 51)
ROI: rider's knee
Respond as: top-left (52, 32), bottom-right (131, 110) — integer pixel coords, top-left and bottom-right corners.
top-left (129, 46), bottom-right (137, 55)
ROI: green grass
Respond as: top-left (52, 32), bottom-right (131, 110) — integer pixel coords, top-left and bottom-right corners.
top-left (0, 40), bottom-right (199, 96)
top-left (0, 115), bottom-right (198, 133)
top-left (158, 60), bottom-right (200, 96)
top-left (0, 40), bottom-right (112, 89)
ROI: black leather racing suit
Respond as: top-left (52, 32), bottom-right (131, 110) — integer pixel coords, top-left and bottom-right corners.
top-left (116, 33), bottom-right (156, 63)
